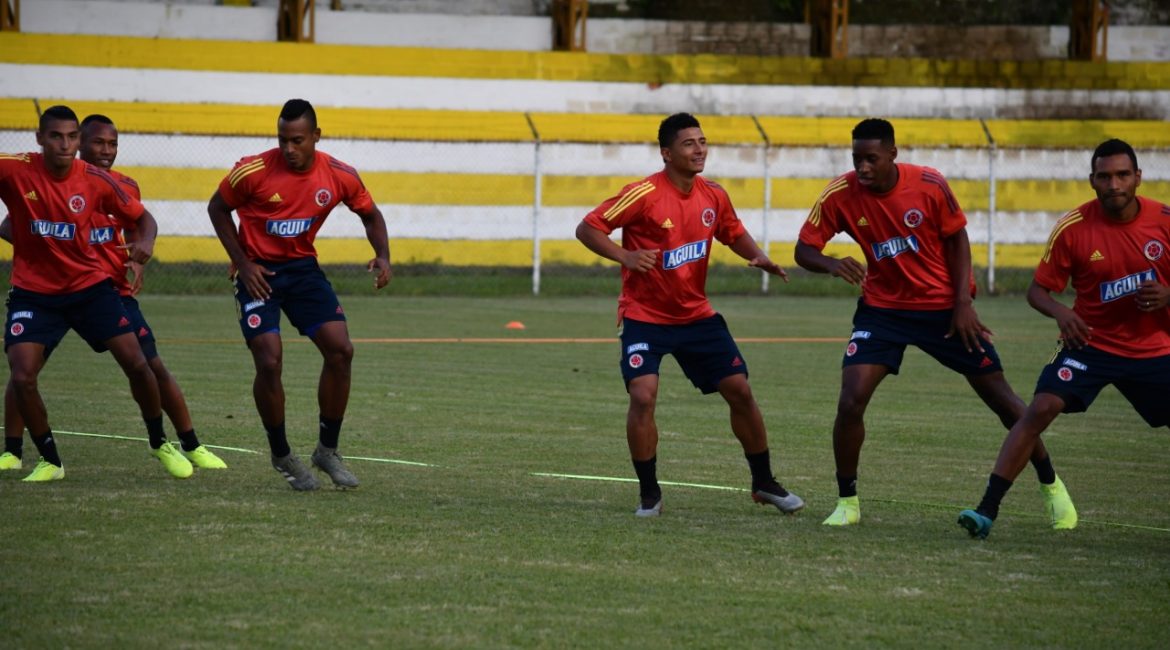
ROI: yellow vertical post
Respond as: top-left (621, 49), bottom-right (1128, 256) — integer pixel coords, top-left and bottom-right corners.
top-left (1, 0), bottom-right (19, 32)
top-left (808, 0), bottom-right (848, 59)
top-left (1069, 0), bottom-right (1109, 61)
top-left (552, 0), bottom-right (588, 52)
top-left (277, 0), bottom-right (315, 43)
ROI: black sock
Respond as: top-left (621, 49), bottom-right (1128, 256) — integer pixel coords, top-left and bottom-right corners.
top-left (5, 435), bottom-right (22, 459)
top-left (177, 429), bottom-right (200, 453)
top-left (1031, 454), bottom-right (1056, 485)
top-left (744, 449), bottom-right (774, 489)
top-left (836, 473), bottom-right (858, 498)
top-left (318, 416), bottom-right (343, 449)
top-left (976, 473), bottom-right (1014, 520)
top-left (144, 415), bottom-right (166, 449)
top-left (632, 456), bottom-right (660, 499)
top-left (30, 430), bottom-right (61, 467)
top-left (265, 422), bottom-right (290, 458)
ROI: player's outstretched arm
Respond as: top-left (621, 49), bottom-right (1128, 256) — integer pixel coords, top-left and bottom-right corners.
top-left (575, 221), bottom-right (658, 272)
top-left (208, 190), bottom-right (274, 299)
top-left (729, 232), bottom-right (787, 282)
top-left (793, 241), bottom-right (865, 284)
top-left (1026, 280), bottom-right (1091, 349)
top-left (117, 209), bottom-right (157, 265)
top-left (358, 205), bottom-right (391, 289)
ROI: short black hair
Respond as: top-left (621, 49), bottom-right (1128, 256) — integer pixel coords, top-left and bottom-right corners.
top-left (658, 112), bottom-right (701, 149)
top-left (38, 105), bottom-right (79, 132)
top-left (852, 118), bottom-right (895, 146)
top-left (81, 114), bottom-right (116, 131)
top-left (280, 98), bottom-right (317, 130)
top-left (1091, 138), bottom-right (1138, 173)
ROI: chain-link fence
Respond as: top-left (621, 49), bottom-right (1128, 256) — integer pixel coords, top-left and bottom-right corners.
top-left (2, 123), bottom-right (1167, 296)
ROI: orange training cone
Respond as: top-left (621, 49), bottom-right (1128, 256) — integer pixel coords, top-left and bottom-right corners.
top-left (505, 321), bottom-right (526, 330)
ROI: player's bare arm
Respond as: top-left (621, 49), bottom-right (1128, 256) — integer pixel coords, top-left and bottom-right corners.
top-left (1025, 279), bottom-right (1092, 349)
top-left (117, 209), bottom-right (157, 265)
top-left (729, 232), bottom-right (788, 282)
top-left (120, 228), bottom-right (145, 295)
top-left (358, 205), bottom-right (392, 289)
top-left (208, 190), bottom-right (274, 300)
top-left (941, 227), bottom-right (989, 353)
top-left (0, 215), bottom-right (11, 244)
top-left (1136, 279), bottom-right (1170, 312)
top-left (575, 221), bottom-right (658, 273)
top-left (793, 241), bottom-right (866, 285)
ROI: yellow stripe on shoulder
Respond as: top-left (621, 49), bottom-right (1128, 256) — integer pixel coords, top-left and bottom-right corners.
top-left (228, 159), bottom-right (265, 187)
top-left (0, 152), bottom-right (30, 162)
top-left (1041, 210), bottom-right (1083, 262)
top-left (805, 177), bottom-right (850, 227)
top-left (603, 181), bottom-right (655, 221)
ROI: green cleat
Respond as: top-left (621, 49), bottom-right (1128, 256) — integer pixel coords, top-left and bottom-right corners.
top-left (958, 509), bottom-right (994, 539)
top-left (152, 442), bottom-right (194, 479)
top-left (0, 451), bottom-right (22, 471)
top-left (1041, 475), bottom-right (1078, 530)
top-left (822, 496), bottom-right (860, 526)
top-left (22, 459), bottom-right (64, 482)
top-left (184, 445), bottom-right (228, 470)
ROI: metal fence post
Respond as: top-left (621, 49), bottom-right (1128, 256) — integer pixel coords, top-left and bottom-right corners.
top-left (979, 118), bottom-right (997, 294)
top-left (525, 113), bottom-right (542, 295)
top-left (751, 115), bottom-right (771, 293)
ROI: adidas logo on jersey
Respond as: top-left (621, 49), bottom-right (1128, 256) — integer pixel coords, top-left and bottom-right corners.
top-left (857, 217), bottom-right (869, 227)
top-left (661, 218), bottom-right (674, 229)
top-left (24, 190), bottom-right (38, 201)
top-left (268, 193), bottom-right (283, 202)
top-left (1090, 250), bottom-right (1104, 261)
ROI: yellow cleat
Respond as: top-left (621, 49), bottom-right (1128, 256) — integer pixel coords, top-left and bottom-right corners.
top-left (822, 496), bottom-right (861, 526)
top-left (22, 459), bottom-right (64, 482)
top-left (152, 442), bottom-right (194, 479)
top-left (1041, 475), bottom-right (1078, 530)
top-left (183, 445), bottom-right (228, 470)
top-left (0, 451), bottom-right (22, 471)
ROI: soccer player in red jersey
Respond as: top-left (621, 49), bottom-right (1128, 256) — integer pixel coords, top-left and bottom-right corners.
top-left (208, 99), bottom-right (391, 491)
top-left (0, 105), bottom-right (173, 481)
top-left (959, 139), bottom-right (1170, 539)
top-left (0, 114), bottom-right (228, 476)
top-left (795, 118), bottom-right (1071, 527)
top-left (576, 112), bottom-right (803, 517)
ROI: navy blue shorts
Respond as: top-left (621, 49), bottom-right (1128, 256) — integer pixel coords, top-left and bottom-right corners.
top-left (619, 314), bottom-right (747, 395)
top-left (1035, 344), bottom-right (1170, 427)
top-left (90, 296), bottom-right (158, 360)
top-left (842, 299), bottom-right (1003, 376)
top-left (4, 280), bottom-right (134, 357)
top-left (234, 257), bottom-right (346, 342)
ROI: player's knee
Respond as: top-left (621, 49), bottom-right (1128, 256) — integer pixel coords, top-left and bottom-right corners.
top-left (9, 371), bottom-right (38, 395)
top-left (253, 353), bottom-right (282, 377)
top-left (836, 391), bottom-right (869, 419)
top-left (323, 341), bottom-right (354, 367)
top-left (628, 382), bottom-right (657, 413)
top-left (718, 376), bottom-right (755, 408)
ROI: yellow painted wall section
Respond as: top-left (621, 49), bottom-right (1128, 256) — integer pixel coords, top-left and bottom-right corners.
top-left (3, 32), bottom-right (1169, 90)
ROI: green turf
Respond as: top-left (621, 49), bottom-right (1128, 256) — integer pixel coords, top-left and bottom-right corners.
top-left (3, 295), bottom-right (1167, 648)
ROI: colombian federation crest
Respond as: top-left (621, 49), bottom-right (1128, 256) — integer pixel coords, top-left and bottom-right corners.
top-left (701, 208), bottom-right (716, 228)
top-left (628, 353), bottom-right (644, 369)
top-left (9, 322), bottom-right (24, 336)
top-left (903, 208), bottom-right (924, 229)
top-left (845, 342), bottom-right (858, 357)
top-left (314, 188), bottom-right (332, 207)
top-left (1143, 240), bottom-right (1165, 262)
top-left (246, 313), bottom-right (262, 329)
top-left (1057, 367), bottom-right (1074, 382)
top-left (68, 194), bottom-right (86, 214)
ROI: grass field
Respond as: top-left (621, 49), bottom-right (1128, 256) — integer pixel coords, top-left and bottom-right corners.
top-left (2, 293), bottom-right (1168, 648)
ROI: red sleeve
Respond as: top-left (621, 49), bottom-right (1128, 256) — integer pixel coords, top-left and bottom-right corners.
top-left (582, 178), bottom-right (655, 234)
top-left (329, 158), bottom-right (375, 215)
top-left (1033, 213), bottom-right (1076, 293)
top-left (112, 173), bottom-right (143, 230)
top-left (798, 176), bottom-right (848, 249)
top-left (712, 184), bottom-right (746, 246)
top-left (217, 155), bottom-right (264, 209)
top-left (920, 167), bottom-right (967, 237)
top-left (88, 166), bottom-right (144, 225)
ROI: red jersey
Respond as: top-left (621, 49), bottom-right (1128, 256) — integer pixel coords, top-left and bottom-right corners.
top-left (1034, 198), bottom-right (1170, 358)
top-left (217, 149), bottom-right (374, 263)
top-left (89, 168), bottom-right (142, 296)
top-left (0, 152), bottom-right (145, 294)
top-left (583, 171), bottom-right (746, 325)
top-left (799, 164), bottom-right (975, 310)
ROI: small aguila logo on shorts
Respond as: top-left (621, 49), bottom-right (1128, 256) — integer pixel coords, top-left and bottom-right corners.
top-left (1057, 367), bottom-right (1074, 382)
top-left (628, 353), bottom-right (644, 369)
top-left (314, 188), bottom-right (332, 207)
top-left (1143, 240), bottom-right (1165, 262)
top-left (68, 194), bottom-right (86, 214)
top-left (9, 322), bottom-right (24, 336)
top-left (903, 208), bottom-right (924, 229)
top-left (246, 314), bottom-right (262, 329)
top-left (845, 342), bottom-right (858, 357)
top-left (701, 208), bottom-right (716, 228)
